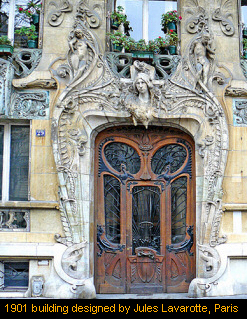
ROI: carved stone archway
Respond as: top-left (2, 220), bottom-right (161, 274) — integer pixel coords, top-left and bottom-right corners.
top-left (49, 0), bottom-right (230, 298)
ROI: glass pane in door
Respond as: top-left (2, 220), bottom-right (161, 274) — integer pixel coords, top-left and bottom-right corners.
top-left (132, 186), bottom-right (160, 254)
top-left (104, 175), bottom-right (121, 244)
top-left (171, 176), bottom-right (187, 244)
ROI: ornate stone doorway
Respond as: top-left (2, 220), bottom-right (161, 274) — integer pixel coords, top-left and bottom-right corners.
top-left (94, 126), bottom-right (196, 293)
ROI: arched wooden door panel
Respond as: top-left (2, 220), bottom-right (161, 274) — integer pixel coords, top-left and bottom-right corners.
top-left (94, 127), bottom-right (196, 294)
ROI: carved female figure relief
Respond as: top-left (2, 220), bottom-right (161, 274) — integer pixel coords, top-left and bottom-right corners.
top-left (122, 62), bottom-right (161, 129)
top-left (68, 28), bottom-right (89, 85)
top-left (192, 31), bottom-right (216, 89)
top-left (125, 72), bottom-right (154, 129)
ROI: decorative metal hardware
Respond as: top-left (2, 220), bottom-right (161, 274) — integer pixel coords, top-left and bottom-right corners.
top-left (154, 140), bottom-right (192, 184)
top-left (97, 225), bottom-right (125, 257)
top-left (104, 142), bottom-right (141, 174)
top-left (166, 225), bottom-right (194, 256)
top-left (99, 140), bottom-right (137, 184)
top-left (132, 186), bottom-right (161, 254)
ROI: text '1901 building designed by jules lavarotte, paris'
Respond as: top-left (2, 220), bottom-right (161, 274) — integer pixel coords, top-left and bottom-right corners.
top-left (1, 0), bottom-right (247, 298)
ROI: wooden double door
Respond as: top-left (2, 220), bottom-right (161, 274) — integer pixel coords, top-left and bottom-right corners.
top-left (95, 126), bottom-right (195, 294)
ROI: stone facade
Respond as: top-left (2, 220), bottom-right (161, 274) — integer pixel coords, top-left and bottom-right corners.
top-left (1, 0), bottom-right (247, 298)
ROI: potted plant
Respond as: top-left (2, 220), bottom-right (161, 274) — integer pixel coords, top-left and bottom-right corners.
top-left (130, 39), bottom-right (159, 59)
top-left (15, 24), bottom-right (38, 48)
top-left (110, 6), bottom-right (133, 35)
top-left (154, 36), bottom-right (170, 54)
top-left (167, 29), bottom-right (178, 55)
top-left (28, 0), bottom-right (41, 24)
top-left (161, 10), bottom-right (182, 32)
top-left (17, 1), bottom-right (41, 25)
top-left (243, 25), bottom-right (247, 37)
top-left (0, 36), bottom-right (14, 55)
top-left (107, 31), bottom-right (128, 52)
top-left (243, 38), bottom-right (247, 59)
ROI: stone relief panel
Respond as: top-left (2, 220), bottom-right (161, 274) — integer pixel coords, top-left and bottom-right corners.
top-left (185, 0), bottom-right (235, 37)
top-left (233, 99), bottom-right (247, 126)
top-left (48, 0), bottom-right (231, 297)
top-left (0, 59), bottom-right (14, 115)
top-left (9, 91), bottom-right (49, 119)
top-left (212, 0), bottom-right (235, 36)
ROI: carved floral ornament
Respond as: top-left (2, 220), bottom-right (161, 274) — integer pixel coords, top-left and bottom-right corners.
top-left (49, 0), bottom-right (230, 295)
top-left (185, 0), bottom-right (235, 36)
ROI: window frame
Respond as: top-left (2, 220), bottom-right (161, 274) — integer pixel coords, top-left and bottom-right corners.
top-left (0, 122), bottom-right (31, 202)
top-left (0, 260), bottom-right (29, 291)
top-left (114, 0), bottom-right (180, 41)
top-left (2, 0), bottom-right (44, 48)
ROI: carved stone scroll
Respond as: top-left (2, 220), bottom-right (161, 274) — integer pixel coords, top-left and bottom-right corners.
top-left (212, 0), bottom-right (235, 36)
top-left (48, 0), bottom-right (73, 27)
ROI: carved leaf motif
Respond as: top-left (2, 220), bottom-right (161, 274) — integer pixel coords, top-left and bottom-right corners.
top-left (212, 0), bottom-right (235, 36)
top-left (185, 0), bottom-right (199, 7)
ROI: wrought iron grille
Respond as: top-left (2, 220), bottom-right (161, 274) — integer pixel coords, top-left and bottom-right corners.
top-left (104, 142), bottom-right (141, 174)
top-left (0, 210), bottom-right (30, 231)
top-left (151, 144), bottom-right (187, 174)
top-left (132, 186), bottom-right (160, 254)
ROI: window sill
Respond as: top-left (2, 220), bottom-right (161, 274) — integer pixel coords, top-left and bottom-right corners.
top-left (0, 290), bottom-right (27, 298)
top-left (0, 201), bottom-right (59, 210)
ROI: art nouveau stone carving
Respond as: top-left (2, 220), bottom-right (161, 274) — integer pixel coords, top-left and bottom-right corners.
top-left (12, 49), bottom-right (42, 78)
top-left (49, 0), bottom-right (230, 298)
top-left (233, 100), bottom-right (247, 126)
top-left (0, 59), bottom-right (14, 115)
top-left (10, 91), bottom-right (49, 119)
top-left (185, 0), bottom-right (209, 34)
top-left (185, 0), bottom-right (235, 37)
top-left (48, 0), bottom-right (73, 27)
top-left (212, 0), bottom-right (235, 36)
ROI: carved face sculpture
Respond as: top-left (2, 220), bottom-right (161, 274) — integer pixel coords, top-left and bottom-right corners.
top-left (134, 73), bottom-right (152, 97)
top-left (136, 78), bottom-right (148, 94)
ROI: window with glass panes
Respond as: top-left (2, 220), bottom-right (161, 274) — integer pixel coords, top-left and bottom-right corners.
top-left (0, 0), bottom-right (41, 45)
top-left (242, 0), bottom-right (247, 25)
top-left (116, 0), bottom-right (177, 41)
top-left (0, 124), bottom-right (30, 202)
